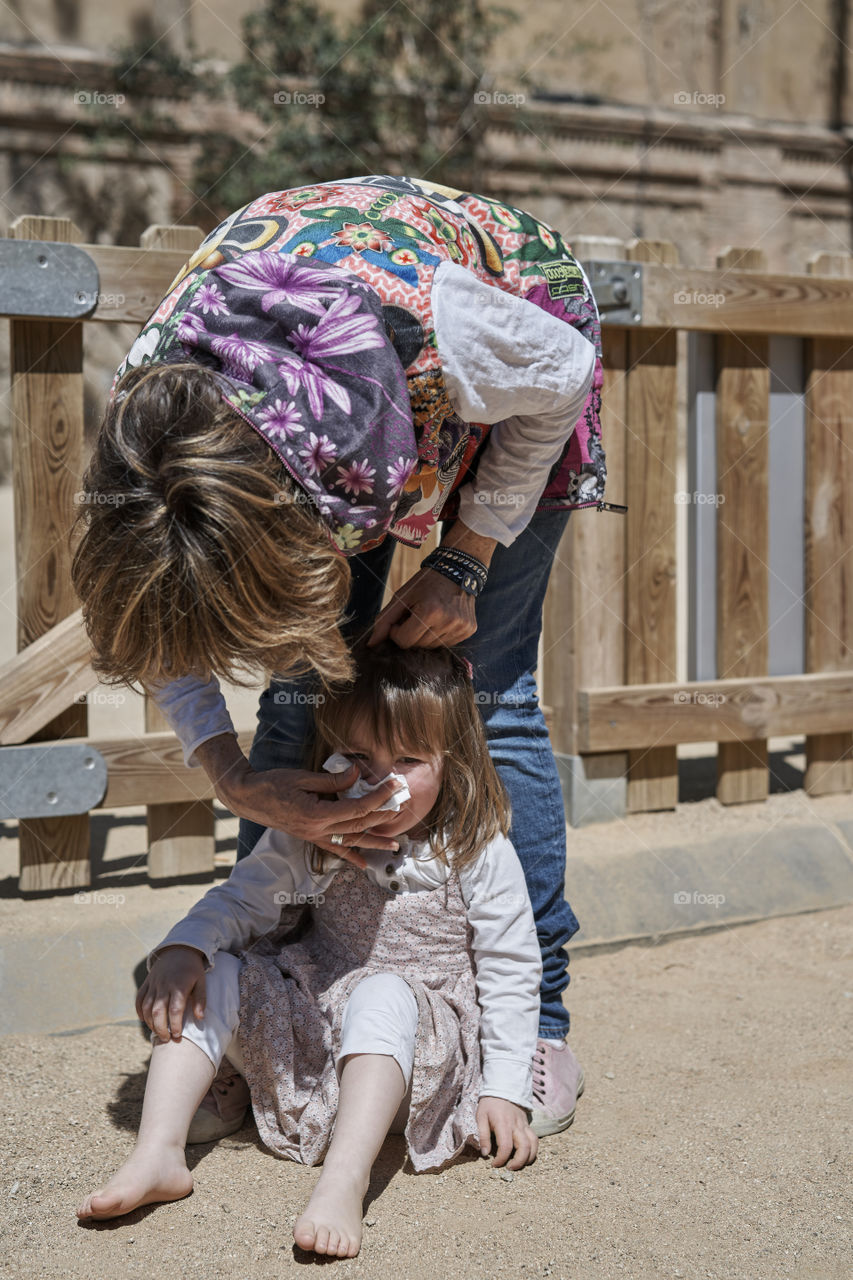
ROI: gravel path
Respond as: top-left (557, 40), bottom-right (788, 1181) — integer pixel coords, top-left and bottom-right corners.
top-left (2, 904), bottom-right (850, 1280)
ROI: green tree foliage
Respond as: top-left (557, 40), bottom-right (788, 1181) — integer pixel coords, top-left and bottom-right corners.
top-left (99, 0), bottom-right (517, 220)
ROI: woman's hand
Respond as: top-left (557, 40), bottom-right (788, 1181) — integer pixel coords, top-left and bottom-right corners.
top-left (368, 518), bottom-right (498, 648)
top-left (194, 736), bottom-right (404, 868)
top-left (136, 945), bottom-right (208, 1041)
top-left (476, 1097), bottom-right (539, 1170)
top-left (367, 565), bottom-right (477, 648)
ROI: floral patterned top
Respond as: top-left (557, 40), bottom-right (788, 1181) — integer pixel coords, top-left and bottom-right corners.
top-left (113, 174), bottom-right (605, 555)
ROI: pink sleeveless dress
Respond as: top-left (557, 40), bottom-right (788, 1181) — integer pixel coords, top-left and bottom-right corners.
top-left (235, 862), bottom-right (483, 1172)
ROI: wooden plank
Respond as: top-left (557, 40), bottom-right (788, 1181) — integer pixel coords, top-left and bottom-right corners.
top-left (624, 240), bottom-right (679, 812)
top-left (642, 263), bottom-right (853, 336)
top-left (803, 251), bottom-right (853, 795)
top-left (144, 698), bottom-right (216, 880)
top-left (0, 609), bottom-right (96, 744)
top-left (5, 242), bottom-right (853, 334)
top-left (93, 730), bottom-right (256, 808)
top-left (137, 223), bottom-right (216, 881)
top-left (542, 234), bottom-right (628, 769)
top-left (9, 215), bottom-right (90, 891)
top-left (715, 248), bottom-right (770, 804)
top-left (578, 672), bottom-right (853, 751)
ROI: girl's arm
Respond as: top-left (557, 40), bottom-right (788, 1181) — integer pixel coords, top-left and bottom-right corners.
top-left (457, 831), bottom-right (544, 1110)
top-left (146, 827), bottom-right (327, 973)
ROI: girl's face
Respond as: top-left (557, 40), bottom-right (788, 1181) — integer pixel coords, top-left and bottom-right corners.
top-left (339, 718), bottom-right (443, 842)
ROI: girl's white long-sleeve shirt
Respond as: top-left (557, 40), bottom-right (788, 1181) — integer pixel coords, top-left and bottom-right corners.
top-left (149, 826), bottom-right (543, 1110)
top-left (145, 259), bottom-right (595, 768)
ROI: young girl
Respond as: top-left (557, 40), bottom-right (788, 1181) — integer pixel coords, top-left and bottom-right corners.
top-left (77, 639), bottom-right (542, 1257)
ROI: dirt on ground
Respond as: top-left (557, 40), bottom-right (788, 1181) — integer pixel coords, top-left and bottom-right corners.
top-left (1, 902), bottom-right (850, 1280)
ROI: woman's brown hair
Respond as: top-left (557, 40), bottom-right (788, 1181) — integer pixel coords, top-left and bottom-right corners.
top-left (305, 636), bottom-right (512, 873)
top-left (70, 361), bottom-right (354, 690)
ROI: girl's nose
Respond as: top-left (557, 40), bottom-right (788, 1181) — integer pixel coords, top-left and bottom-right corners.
top-left (360, 757), bottom-right (389, 786)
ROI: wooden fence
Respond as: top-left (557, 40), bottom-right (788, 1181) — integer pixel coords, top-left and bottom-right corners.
top-left (2, 217), bottom-right (852, 893)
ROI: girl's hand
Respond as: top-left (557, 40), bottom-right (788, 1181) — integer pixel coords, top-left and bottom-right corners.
top-left (476, 1097), bottom-right (539, 1170)
top-left (136, 945), bottom-right (207, 1041)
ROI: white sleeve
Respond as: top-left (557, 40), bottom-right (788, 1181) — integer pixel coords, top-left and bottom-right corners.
top-left (146, 827), bottom-right (332, 971)
top-left (431, 259), bottom-right (597, 546)
top-left (457, 832), bottom-right (542, 1109)
top-left (145, 672), bottom-right (237, 769)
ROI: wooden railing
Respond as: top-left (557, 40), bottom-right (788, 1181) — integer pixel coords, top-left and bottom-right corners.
top-left (2, 218), bottom-right (852, 892)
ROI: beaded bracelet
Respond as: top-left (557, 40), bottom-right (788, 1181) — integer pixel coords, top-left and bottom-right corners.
top-left (421, 545), bottom-right (489, 597)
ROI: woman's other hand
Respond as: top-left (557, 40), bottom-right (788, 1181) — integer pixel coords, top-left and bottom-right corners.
top-left (194, 736), bottom-right (404, 868)
top-left (367, 518), bottom-right (497, 648)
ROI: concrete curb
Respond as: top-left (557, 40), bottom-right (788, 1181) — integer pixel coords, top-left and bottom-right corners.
top-left (3, 815), bottom-right (853, 1036)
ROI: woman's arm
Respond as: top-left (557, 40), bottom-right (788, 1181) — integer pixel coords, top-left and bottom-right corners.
top-left (144, 676), bottom-right (404, 857)
top-left (432, 259), bottom-right (597, 546)
top-left (457, 832), bottom-right (543, 1111)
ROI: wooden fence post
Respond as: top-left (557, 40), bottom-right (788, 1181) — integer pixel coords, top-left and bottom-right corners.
top-left (624, 239), bottom-right (679, 812)
top-left (9, 215), bottom-right (90, 891)
top-left (137, 223), bottom-right (217, 880)
top-left (715, 247), bottom-right (770, 804)
top-left (803, 252), bottom-right (853, 794)
top-left (541, 237), bottom-right (628, 813)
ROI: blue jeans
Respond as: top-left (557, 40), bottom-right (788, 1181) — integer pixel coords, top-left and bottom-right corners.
top-left (236, 509), bottom-right (579, 1038)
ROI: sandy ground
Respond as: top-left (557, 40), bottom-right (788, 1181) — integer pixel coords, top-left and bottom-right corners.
top-left (1, 903), bottom-right (850, 1280)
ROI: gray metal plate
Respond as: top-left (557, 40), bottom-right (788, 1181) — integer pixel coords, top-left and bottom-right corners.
top-left (0, 744), bottom-right (107, 819)
top-left (0, 240), bottom-right (100, 318)
top-left (580, 259), bottom-right (643, 325)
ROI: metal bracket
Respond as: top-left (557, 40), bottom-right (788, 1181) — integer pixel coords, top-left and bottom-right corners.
top-left (581, 260), bottom-right (643, 325)
top-left (0, 744), bottom-right (107, 819)
top-left (0, 239), bottom-right (100, 318)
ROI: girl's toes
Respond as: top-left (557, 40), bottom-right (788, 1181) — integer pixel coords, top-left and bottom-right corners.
top-left (293, 1218), bottom-right (316, 1251)
top-left (314, 1226), bottom-right (331, 1254)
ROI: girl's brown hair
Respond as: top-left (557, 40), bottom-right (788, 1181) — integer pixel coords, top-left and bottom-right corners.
top-left (70, 361), bottom-right (355, 690)
top-left (306, 636), bottom-right (512, 873)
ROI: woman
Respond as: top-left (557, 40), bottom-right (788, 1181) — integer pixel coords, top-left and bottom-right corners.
top-left (71, 174), bottom-right (606, 1138)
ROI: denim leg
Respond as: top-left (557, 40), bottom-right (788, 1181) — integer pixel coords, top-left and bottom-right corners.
top-left (235, 536), bottom-right (398, 861)
top-left (447, 508), bottom-right (579, 1039)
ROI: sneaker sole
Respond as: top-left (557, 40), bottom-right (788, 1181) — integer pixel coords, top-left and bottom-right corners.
top-left (186, 1108), bottom-right (248, 1145)
top-left (529, 1067), bottom-right (585, 1138)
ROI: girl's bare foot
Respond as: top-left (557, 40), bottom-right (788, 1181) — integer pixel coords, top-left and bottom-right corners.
top-left (292, 1165), bottom-right (369, 1258)
top-left (76, 1145), bottom-right (192, 1221)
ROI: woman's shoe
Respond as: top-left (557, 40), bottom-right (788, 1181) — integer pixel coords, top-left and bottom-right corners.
top-left (186, 1057), bottom-right (251, 1144)
top-left (530, 1039), bottom-right (585, 1137)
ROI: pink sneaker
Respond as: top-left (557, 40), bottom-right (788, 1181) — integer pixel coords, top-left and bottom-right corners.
top-left (186, 1056), bottom-right (251, 1144)
top-left (530, 1039), bottom-right (585, 1137)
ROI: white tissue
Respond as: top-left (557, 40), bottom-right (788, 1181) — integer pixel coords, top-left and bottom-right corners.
top-left (322, 752), bottom-right (411, 812)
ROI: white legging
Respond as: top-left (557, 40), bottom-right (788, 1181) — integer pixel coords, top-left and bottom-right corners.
top-left (150, 952), bottom-right (419, 1091)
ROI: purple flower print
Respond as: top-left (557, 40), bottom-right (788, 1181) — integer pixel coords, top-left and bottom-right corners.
top-left (210, 332), bottom-right (280, 378)
top-left (195, 281), bottom-right (228, 315)
top-left (277, 352), bottom-right (351, 420)
top-left (335, 459), bottom-right (376, 496)
top-left (288, 291), bottom-right (385, 361)
top-left (299, 432), bottom-right (338, 474)
top-left (214, 254), bottom-right (350, 317)
top-left (177, 312), bottom-right (207, 345)
top-left (387, 455), bottom-right (417, 495)
top-left (257, 398), bottom-right (304, 443)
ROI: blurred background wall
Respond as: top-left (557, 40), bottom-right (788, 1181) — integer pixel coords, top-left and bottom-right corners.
top-left (1, 0), bottom-right (851, 476)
